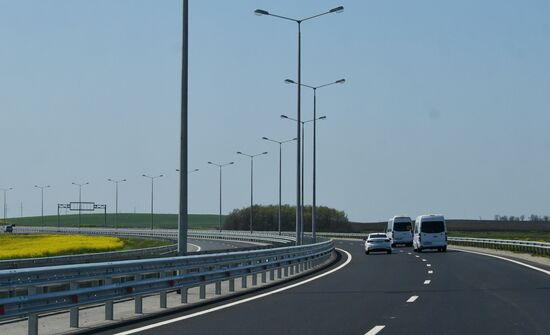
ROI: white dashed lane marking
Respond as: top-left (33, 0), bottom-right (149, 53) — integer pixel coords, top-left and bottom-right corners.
top-left (424, 280), bottom-right (431, 285)
top-left (364, 325), bottom-right (385, 335)
top-left (428, 270), bottom-right (433, 274)
top-left (426, 264), bottom-right (431, 267)
top-left (406, 295), bottom-right (419, 303)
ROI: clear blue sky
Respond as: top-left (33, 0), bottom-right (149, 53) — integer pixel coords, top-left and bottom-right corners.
top-left (1, 0), bottom-right (549, 222)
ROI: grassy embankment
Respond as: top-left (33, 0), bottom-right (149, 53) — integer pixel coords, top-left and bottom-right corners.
top-left (0, 234), bottom-right (169, 260)
top-left (447, 231), bottom-right (550, 243)
top-left (8, 213), bottom-right (222, 230)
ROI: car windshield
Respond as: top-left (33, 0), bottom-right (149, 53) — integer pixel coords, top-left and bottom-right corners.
top-left (394, 222), bottom-right (411, 231)
top-left (421, 221), bottom-right (445, 234)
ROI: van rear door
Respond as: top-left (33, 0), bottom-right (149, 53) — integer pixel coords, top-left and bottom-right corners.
top-left (420, 221), bottom-right (445, 246)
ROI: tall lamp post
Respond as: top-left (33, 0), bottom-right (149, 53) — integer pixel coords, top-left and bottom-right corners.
top-left (207, 161), bottom-right (234, 232)
top-left (34, 185), bottom-right (51, 226)
top-left (285, 78), bottom-right (345, 242)
top-left (107, 178), bottom-right (126, 229)
top-left (254, 5), bottom-right (344, 245)
top-left (71, 182), bottom-right (89, 229)
top-left (262, 137), bottom-right (297, 235)
top-left (142, 174), bottom-right (164, 230)
top-left (1, 187), bottom-right (13, 224)
top-left (281, 114), bottom-right (326, 242)
top-left (236, 151), bottom-right (268, 233)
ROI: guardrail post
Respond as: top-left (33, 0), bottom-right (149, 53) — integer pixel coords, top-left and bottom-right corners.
top-left (289, 264), bottom-right (294, 276)
top-left (28, 286), bottom-right (38, 335)
top-left (269, 269), bottom-right (275, 281)
top-left (199, 283), bottom-right (206, 299)
top-left (215, 281), bottom-right (221, 295)
top-left (284, 265), bottom-right (289, 277)
top-left (135, 274), bottom-right (143, 314)
top-left (104, 277), bottom-right (114, 320)
top-left (180, 287), bottom-right (188, 304)
top-left (229, 278), bottom-right (235, 292)
top-left (252, 273), bottom-right (258, 286)
top-left (69, 282), bottom-right (79, 328)
top-left (261, 271), bottom-right (267, 283)
top-left (278, 267), bottom-right (283, 279)
top-left (241, 275), bottom-right (247, 288)
top-left (160, 272), bottom-right (167, 308)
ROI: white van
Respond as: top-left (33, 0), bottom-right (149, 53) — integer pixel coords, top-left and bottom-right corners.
top-left (413, 215), bottom-right (447, 252)
top-left (386, 216), bottom-right (413, 247)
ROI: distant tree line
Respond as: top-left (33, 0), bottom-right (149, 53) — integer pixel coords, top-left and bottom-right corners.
top-left (494, 214), bottom-right (550, 222)
top-left (224, 205), bottom-right (352, 232)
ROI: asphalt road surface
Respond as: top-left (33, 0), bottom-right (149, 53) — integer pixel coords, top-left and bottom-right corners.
top-left (95, 239), bottom-right (550, 335)
top-left (187, 238), bottom-right (264, 252)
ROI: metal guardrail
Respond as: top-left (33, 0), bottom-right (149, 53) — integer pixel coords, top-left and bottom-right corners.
top-left (0, 239), bottom-right (334, 335)
top-left (448, 237), bottom-right (550, 256)
top-left (11, 226), bottom-right (296, 245)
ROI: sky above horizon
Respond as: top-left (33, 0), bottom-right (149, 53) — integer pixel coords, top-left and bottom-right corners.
top-left (1, 0), bottom-right (549, 222)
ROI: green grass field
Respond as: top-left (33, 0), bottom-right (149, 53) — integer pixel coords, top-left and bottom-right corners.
top-left (7, 213), bottom-right (224, 230)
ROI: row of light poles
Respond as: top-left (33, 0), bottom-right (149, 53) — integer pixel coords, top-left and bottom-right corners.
top-left (254, 6), bottom-right (345, 244)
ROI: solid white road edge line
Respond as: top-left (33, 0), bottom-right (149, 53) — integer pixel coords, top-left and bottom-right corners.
top-left (423, 280), bottom-right (431, 284)
top-left (451, 248), bottom-right (550, 276)
top-left (364, 325), bottom-right (386, 335)
top-left (406, 295), bottom-right (418, 303)
top-left (187, 243), bottom-right (201, 252)
top-left (113, 248), bottom-right (353, 335)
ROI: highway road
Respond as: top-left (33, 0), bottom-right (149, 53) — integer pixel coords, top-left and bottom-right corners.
top-left (187, 238), bottom-right (266, 252)
top-left (93, 239), bottom-right (550, 335)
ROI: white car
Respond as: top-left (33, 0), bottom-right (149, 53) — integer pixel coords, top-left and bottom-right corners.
top-left (364, 233), bottom-right (392, 254)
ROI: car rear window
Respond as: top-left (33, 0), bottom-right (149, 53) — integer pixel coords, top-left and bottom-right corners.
top-left (369, 234), bottom-right (387, 239)
top-left (394, 222), bottom-right (411, 231)
top-left (420, 221), bottom-right (445, 233)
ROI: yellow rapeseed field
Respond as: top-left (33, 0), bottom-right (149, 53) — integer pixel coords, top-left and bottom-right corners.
top-left (0, 234), bottom-right (125, 259)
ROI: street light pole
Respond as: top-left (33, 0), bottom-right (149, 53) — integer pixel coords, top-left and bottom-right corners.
top-left (262, 137), bottom-right (297, 235)
top-left (34, 185), bottom-right (51, 226)
top-left (107, 179), bottom-right (126, 229)
top-left (281, 114), bottom-right (326, 242)
top-left (285, 78), bottom-right (345, 242)
top-left (1, 187), bottom-right (13, 224)
top-left (208, 161), bottom-right (234, 232)
top-left (142, 174), bottom-right (164, 230)
top-left (178, 0), bottom-right (189, 256)
top-left (254, 5), bottom-right (344, 245)
top-left (71, 182), bottom-right (89, 229)
top-left (237, 151), bottom-right (268, 233)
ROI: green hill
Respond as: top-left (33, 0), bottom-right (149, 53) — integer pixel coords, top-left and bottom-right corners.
top-left (7, 213), bottom-right (224, 230)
